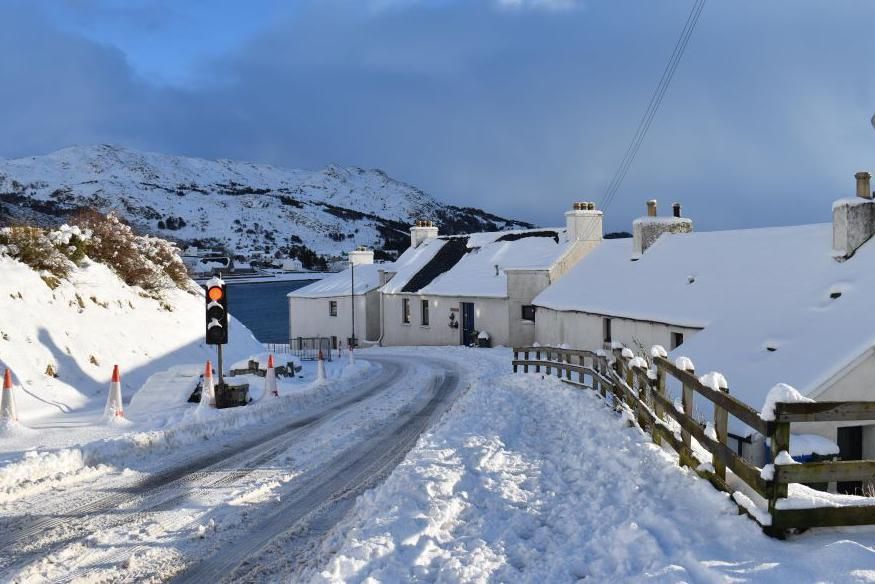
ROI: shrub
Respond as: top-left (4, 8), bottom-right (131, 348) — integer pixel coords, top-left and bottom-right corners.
top-left (71, 210), bottom-right (190, 292)
top-left (0, 226), bottom-right (72, 278)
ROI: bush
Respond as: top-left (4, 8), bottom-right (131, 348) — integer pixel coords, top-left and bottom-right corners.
top-left (72, 210), bottom-right (190, 292)
top-left (0, 226), bottom-right (74, 278)
top-left (0, 211), bottom-right (190, 292)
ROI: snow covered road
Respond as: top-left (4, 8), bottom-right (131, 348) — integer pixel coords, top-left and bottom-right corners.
top-left (0, 353), bottom-right (463, 583)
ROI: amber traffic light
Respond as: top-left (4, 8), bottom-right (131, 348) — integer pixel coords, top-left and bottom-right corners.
top-left (205, 282), bottom-right (228, 345)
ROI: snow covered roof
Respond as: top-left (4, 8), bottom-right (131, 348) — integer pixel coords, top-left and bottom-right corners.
top-left (382, 229), bottom-right (572, 298)
top-left (288, 263), bottom-right (386, 298)
top-left (534, 223), bottom-right (875, 430)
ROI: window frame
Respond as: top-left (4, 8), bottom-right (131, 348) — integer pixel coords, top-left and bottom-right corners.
top-left (603, 317), bottom-right (612, 343)
top-left (421, 299), bottom-right (430, 326)
top-left (521, 305), bottom-right (536, 322)
top-left (671, 331), bottom-right (684, 350)
top-left (402, 298), bottom-right (411, 324)
top-left (329, 300), bottom-right (338, 317)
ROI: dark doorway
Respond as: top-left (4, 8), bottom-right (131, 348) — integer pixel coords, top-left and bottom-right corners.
top-left (461, 302), bottom-right (475, 346)
top-left (837, 426), bottom-right (863, 495)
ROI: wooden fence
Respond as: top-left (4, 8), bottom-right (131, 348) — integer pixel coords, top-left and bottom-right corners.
top-left (512, 345), bottom-right (875, 537)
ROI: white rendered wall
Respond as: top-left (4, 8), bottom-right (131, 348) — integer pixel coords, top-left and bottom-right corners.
top-left (289, 295), bottom-right (370, 344)
top-left (533, 308), bottom-right (700, 354)
top-left (381, 294), bottom-right (511, 347)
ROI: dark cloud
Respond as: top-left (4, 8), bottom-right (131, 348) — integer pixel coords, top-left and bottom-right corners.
top-left (0, 0), bottom-right (873, 231)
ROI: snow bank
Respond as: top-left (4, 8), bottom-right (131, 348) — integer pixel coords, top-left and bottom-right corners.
top-left (0, 255), bottom-right (262, 424)
top-left (791, 433), bottom-right (840, 457)
top-left (0, 358), bottom-right (375, 503)
top-left (306, 349), bottom-right (875, 582)
top-left (760, 383), bottom-right (814, 422)
top-left (699, 371), bottom-right (728, 391)
top-left (675, 356), bottom-right (695, 371)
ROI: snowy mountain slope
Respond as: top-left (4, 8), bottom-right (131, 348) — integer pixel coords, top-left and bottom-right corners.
top-left (0, 145), bottom-right (533, 265)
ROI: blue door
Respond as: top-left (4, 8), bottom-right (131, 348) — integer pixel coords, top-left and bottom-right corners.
top-left (461, 302), bottom-right (475, 346)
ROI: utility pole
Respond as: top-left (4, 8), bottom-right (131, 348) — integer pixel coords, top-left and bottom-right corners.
top-left (350, 258), bottom-right (356, 348)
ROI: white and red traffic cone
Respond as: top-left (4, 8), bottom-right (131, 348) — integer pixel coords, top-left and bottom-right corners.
top-left (104, 365), bottom-right (125, 420)
top-left (316, 350), bottom-right (326, 382)
top-left (1, 369), bottom-right (18, 424)
top-left (264, 354), bottom-right (278, 399)
top-left (200, 360), bottom-right (216, 408)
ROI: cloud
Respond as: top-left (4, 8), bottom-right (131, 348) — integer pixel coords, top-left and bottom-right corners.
top-left (496, 0), bottom-right (579, 10)
top-left (0, 0), bottom-right (873, 231)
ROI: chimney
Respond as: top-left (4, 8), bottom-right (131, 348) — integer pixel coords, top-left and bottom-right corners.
top-left (565, 201), bottom-right (603, 244)
top-left (833, 171), bottom-right (875, 259)
top-left (855, 171), bottom-right (872, 199)
top-left (410, 219), bottom-right (439, 249)
top-left (633, 199), bottom-right (693, 256)
top-left (348, 246), bottom-right (374, 266)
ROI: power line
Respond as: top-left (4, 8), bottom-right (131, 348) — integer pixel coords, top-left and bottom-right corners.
top-left (597, 0), bottom-right (707, 215)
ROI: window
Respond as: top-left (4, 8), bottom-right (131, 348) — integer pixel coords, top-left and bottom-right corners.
top-left (402, 298), bottom-right (411, 324)
top-left (521, 305), bottom-right (536, 322)
top-left (329, 301), bottom-right (337, 317)
top-left (421, 299), bottom-right (430, 326)
top-left (331, 336), bottom-right (337, 350)
top-left (671, 331), bottom-right (684, 350)
top-left (603, 318), bottom-right (612, 343)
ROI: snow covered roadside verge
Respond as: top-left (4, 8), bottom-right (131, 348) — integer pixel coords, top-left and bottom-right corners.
top-left (0, 359), bottom-right (375, 506)
top-left (307, 348), bottom-right (875, 583)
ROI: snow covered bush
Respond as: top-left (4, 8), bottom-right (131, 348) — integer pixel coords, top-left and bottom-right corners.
top-left (0, 226), bottom-right (74, 279)
top-left (71, 210), bottom-right (190, 292)
top-left (47, 224), bottom-right (91, 263)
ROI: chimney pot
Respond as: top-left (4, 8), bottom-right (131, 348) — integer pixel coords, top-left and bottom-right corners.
top-left (646, 200), bottom-right (658, 217)
top-left (855, 171), bottom-right (872, 199)
top-left (672, 202), bottom-right (681, 218)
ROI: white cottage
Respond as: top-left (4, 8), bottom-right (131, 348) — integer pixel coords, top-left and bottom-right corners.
top-left (379, 204), bottom-right (603, 347)
top-left (287, 248), bottom-right (384, 348)
top-left (533, 174), bottom-right (875, 471)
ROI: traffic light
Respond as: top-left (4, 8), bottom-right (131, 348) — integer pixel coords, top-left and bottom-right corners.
top-left (205, 279), bottom-right (228, 345)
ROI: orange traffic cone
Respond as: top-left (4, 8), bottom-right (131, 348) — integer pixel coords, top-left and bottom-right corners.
top-left (104, 365), bottom-right (124, 419)
top-left (1, 369), bottom-right (18, 423)
top-left (200, 360), bottom-right (216, 408)
top-left (264, 354), bottom-right (278, 399)
top-left (316, 350), bottom-right (326, 382)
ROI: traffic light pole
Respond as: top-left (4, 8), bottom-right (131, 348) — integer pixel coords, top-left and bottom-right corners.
top-left (217, 345), bottom-right (225, 387)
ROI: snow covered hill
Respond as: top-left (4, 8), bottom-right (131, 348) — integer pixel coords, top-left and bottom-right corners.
top-left (0, 254), bottom-right (262, 423)
top-left (0, 145), bottom-right (533, 266)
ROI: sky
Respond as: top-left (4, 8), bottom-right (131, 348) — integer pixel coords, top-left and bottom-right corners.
top-left (0, 0), bottom-right (874, 232)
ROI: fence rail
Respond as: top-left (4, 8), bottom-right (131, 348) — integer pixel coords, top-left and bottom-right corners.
top-left (512, 344), bottom-right (875, 537)
top-left (288, 337), bottom-right (333, 361)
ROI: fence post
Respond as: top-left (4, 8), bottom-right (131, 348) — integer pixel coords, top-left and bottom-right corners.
top-left (653, 364), bottom-right (666, 446)
top-left (513, 350), bottom-right (519, 373)
top-left (599, 358), bottom-right (608, 399)
top-left (535, 349), bottom-right (541, 373)
top-left (546, 349), bottom-right (552, 375)
top-left (713, 384), bottom-right (730, 480)
top-left (768, 413), bottom-right (791, 517)
top-left (624, 355), bottom-right (634, 410)
top-left (681, 365), bottom-right (695, 450)
top-left (566, 352), bottom-right (572, 381)
top-left (638, 365), bottom-right (653, 432)
top-left (524, 350), bottom-right (530, 373)
top-left (611, 349), bottom-right (623, 408)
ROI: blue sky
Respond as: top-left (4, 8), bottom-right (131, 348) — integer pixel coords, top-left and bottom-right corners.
top-left (1, 0), bottom-right (874, 232)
